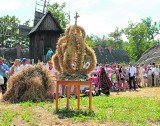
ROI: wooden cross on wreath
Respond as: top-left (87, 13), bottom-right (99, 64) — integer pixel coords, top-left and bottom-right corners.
top-left (74, 12), bottom-right (80, 26)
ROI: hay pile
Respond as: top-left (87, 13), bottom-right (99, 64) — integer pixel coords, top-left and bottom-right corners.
top-left (3, 63), bottom-right (54, 103)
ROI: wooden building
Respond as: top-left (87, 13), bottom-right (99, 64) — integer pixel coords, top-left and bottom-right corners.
top-left (29, 11), bottom-right (63, 63)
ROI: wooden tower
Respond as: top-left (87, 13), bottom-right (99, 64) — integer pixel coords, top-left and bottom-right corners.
top-left (28, 11), bottom-right (63, 62)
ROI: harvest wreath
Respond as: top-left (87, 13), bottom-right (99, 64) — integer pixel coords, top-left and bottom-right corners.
top-left (52, 14), bottom-right (97, 80)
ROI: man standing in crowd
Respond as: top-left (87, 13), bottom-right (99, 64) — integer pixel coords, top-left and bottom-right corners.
top-left (19, 58), bottom-right (28, 70)
top-left (152, 65), bottom-right (159, 86)
top-left (0, 57), bottom-right (9, 94)
top-left (128, 63), bottom-right (136, 90)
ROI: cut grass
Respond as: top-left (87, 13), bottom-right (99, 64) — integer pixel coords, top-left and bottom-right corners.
top-left (0, 109), bottom-right (16, 126)
top-left (57, 95), bottom-right (160, 125)
top-left (0, 87), bottom-right (160, 126)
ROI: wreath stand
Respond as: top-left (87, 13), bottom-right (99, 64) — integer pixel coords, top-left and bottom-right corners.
top-left (55, 80), bottom-right (92, 111)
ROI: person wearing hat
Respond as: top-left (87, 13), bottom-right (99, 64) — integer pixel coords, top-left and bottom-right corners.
top-left (19, 58), bottom-right (28, 70)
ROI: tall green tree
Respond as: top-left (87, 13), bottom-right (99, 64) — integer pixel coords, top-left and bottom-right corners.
top-left (0, 15), bottom-right (30, 48)
top-left (47, 2), bottom-right (69, 29)
top-left (0, 15), bottom-right (20, 48)
top-left (124, 17), bottom-right (159, 62)
top-left (86, 34), bottom-right (122, 48)
top-left (105, 38), bottom-right (118, 48)
top-left (86, 35), bottom-right (96, 47)
top-left (88, 35), bottom-right (109, 47)
top-left (141, 17), bottom-right (160, 41)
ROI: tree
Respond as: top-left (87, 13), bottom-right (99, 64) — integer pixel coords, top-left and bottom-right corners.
top-left (23, 20), bottom-right (31, 27)
top-left (47, 2), bottom-right (69, 29)
top-left (86, 35), bottom-right (96, 47)
top-left (108, 27), bottom-right (124, 49)
top-left (86, 34), bottom-right (123, 49)
top-left (0, 15), bottom-right (30, 48)
top-left (0, 15), bottom-right (20, 48)
top-left (87, 34), bottom-right (109, 47)
top-left (105, 38), bottom-right (117, 48)
top-left (123, 17), bottom-right (158, 62)
top-left (141, 17), bottom-right (160, 41)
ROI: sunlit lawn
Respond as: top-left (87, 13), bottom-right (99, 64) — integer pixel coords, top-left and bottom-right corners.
top-left (0, 87), bottom-right (160, 126)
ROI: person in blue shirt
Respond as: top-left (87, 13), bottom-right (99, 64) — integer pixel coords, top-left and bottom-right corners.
top-left (46, 48), bottom-right (54, 61)
top-left (0, 57), bottom-right (9, 94)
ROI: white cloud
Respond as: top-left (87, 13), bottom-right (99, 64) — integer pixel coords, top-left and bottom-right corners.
top-left (67, 0), bottom-right (160, 35)
top-left (0, 0), bottom-right (21, 12)
top-left (1, 0), bottom-right (160, 36)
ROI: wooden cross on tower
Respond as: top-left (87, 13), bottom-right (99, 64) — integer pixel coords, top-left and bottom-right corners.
top-left (74, 12), bottom-right (80, 26)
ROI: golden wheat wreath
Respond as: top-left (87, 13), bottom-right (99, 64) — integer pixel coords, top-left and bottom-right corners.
top-left (52, 25), bottom-right (97, 76)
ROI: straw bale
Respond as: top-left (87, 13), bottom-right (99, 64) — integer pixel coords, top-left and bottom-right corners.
top-left (3, 63), bottom-right (54, 103)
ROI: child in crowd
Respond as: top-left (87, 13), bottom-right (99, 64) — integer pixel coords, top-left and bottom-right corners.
top-left (111, 69), bottom-right (119, 93)
top-left (88, 73), bottom-right (99, 95)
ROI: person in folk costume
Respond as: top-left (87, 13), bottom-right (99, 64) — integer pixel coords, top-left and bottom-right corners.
top-left (98, 67), bottom-right (112, 95)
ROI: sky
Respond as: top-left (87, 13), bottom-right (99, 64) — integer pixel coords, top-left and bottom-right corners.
top-left (1, 0), bottom-right (160, 36)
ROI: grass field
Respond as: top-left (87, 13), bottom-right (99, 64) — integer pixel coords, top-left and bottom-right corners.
top-left (0, 87), bottom-right (160, 126)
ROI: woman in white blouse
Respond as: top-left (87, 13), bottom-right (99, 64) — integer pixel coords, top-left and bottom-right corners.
top-left (10, 59), bottom-right (21, 76)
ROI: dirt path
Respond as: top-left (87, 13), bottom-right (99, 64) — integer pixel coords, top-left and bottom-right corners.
top-left (111, 87), bottom-right (160, 99)
top-left (0, 87), bottom-right (160, 102)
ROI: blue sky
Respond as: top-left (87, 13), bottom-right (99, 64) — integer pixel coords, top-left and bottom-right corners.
top-left (1, 0), bottom-right (160, 36)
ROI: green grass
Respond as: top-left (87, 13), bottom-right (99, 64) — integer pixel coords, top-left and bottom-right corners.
top-left (57, 96), bottom-right (160, 125)
top-left (0, 109), bottom-right (16, 126)
top-left (0, 95), bottom-right (160, 125)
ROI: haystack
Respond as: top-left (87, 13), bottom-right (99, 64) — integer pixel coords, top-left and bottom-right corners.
top-left (3, 63), bottom-right (54, 103)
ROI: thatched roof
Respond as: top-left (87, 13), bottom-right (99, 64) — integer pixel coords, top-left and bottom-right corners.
top-left (93, 47), bottom-right (130, 64)
top-left (137, 43), bottom-right (160, 65)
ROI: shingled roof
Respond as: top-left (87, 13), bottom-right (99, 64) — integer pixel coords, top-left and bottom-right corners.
top-left (29, 11), bottom-right (63, 35)
top-left (137, 43), bottom-right (160, 65)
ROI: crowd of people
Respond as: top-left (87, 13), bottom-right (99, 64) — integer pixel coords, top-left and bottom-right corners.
top-left (89, 62), bottom-right (160, 95)
top-left (0, 56), bottom-right (160, 98)
top-left (0, 57), bottom-right (30, 94)
top-left (0, 57), bottom-right (61, 96)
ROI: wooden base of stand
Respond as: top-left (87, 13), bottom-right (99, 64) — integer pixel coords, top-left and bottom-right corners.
top-left (56, 80), bottom-right (92, 111)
